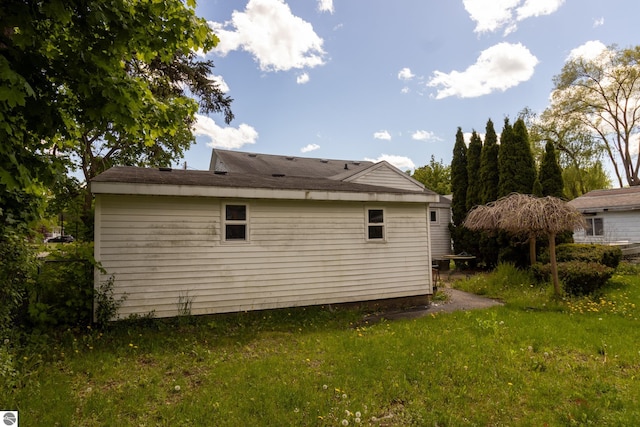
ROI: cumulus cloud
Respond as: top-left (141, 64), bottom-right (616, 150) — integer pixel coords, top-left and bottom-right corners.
top-left (567, 40), bottom-right (607, 62)
top-left (365, 154), bottom-right (416, 171)
top-left (209, 0), bottom-right (325, 71)
top-left (193, 114), bottom-right (258, 149)
top-left (593, 17), bottom-right (604, 28)
top-left (297, 73), bottom-right (310, 84)
top-left (412, 130), bottom-right (441, 142)
top-left (398, 67), bottom-right (415, 80)
top-left (317, 0), bottom-right (334, 13)
top-left (301, 143), bottom-right (320, 153)
top-left (373, 130), bottom-right (392, 140)
top-left (208, 75), bottom-right (230, 93)
top-left (463, 0), bottom-right (565, 35)
top-left (427, 42), bottom-right (538, 99)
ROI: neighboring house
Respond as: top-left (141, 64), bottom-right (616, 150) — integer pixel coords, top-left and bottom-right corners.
top-left (428, 194), bottom-right (453, 259)
top-left (569, 187), bottom-right (640, 245)
top-left (91, 149), bottom-right (439, 319)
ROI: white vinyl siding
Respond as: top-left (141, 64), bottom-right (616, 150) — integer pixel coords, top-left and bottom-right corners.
top-left (349, 164), bottom-right (424, 191)
top-left (573, 211), bottom-right (640, 244)
top-left (95, 194), bottom-right (432, 318)
top-left (429, 204), bottom-right (452, 259)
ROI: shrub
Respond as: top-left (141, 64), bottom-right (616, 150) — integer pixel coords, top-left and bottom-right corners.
top-left (0, 231), bottom-right (37, 332)
top-left (531, 261), bottom-right (614, 296)
top-left (554, 243), bottom-right (622, 269)
top-left (30, 242), bottom-right (96, 327)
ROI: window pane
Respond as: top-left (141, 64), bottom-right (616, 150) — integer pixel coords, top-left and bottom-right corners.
top-left (368, 209), bottom-right (384, 223)
top-left (586, 218), bottom-right (594, 236)
top-left (226, 205), bottom-right (246, 220)
top-left (593, 218), bottom-right (604, 236)
top-left (430, 210), bottom-right (437, 222)
top-left (226, 224), bottom-right (246, 240)
top-left (368, 225), bottom-right (384, 239)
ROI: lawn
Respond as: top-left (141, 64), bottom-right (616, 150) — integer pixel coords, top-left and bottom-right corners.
top-left (3, 263), bottom-right (640, 426)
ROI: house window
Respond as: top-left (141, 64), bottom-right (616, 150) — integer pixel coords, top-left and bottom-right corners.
top-left (224, 204), bottom-right (248, 241)
top-left (367, 208), bottom-right (385, 240)
top-left (585, 217), bottom-right (604, 236)
top-left (430, 210), bottom-right (437, 223)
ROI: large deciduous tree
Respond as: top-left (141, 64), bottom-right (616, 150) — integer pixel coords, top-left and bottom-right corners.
top-left (551, 45), bottom-right (640, 187)
top-left (412, 155), bottom-right (451, 195)
top-left (1, 0), bottom-right (233, 234)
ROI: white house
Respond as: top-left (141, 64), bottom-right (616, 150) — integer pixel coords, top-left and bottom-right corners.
top-left (428, 194), bottom-right (452, 259)
top-left (569, 187), bottom-right (640, 246)
top-left (91, 150), bottom-right (440, 319)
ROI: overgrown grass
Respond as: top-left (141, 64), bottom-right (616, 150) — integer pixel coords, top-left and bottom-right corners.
top-left (3, 263), bottom-right (640, 426)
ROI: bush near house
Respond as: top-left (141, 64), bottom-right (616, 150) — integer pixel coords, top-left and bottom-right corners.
top-left (540, 243), bottom-right (622, 269)
top-left (531, 261), bottom-right (615, 296)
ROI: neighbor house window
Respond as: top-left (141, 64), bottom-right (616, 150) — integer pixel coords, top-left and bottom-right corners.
top-left (585, 217), bottom-right (604, 236)
top-left (367, 208), bottom-right (385, 240)
top-left (224, 204), bottom-right (248, 241)
top-left (430, 210), bottom-right (437, 223)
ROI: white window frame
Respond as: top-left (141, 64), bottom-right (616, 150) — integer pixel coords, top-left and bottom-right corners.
top-left (365, 207), bottom-right (386, 242)
top-left (223, 203), bottom-right (250, 242)
top-left (585, 217), bottom-right (604, 237)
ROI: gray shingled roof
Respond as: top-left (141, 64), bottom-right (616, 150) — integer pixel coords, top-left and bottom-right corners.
top-left (91, 166), bottom-right (433, 195)
top-left (568, 187), bottom-right (640, 212)
top-left (210, 149), bottom-right (374, 179)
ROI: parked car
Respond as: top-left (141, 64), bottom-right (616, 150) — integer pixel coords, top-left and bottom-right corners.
top-left (46, 235), bottom-right (75, 243)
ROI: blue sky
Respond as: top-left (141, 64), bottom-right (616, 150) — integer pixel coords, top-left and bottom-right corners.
top-left (176, 0), bottom-right (640, 172)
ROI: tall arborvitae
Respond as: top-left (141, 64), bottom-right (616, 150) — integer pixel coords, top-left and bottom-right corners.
top-left (466, 130), bottom-right (483, 211)
top-left (498, 118), bottom-right (536, 197)
top-left (479, 119), bottom-right (499, 204)
top-left (539, 140), bottom-right (564, 198)
top-left (451, 127), bottom-right (468, 226)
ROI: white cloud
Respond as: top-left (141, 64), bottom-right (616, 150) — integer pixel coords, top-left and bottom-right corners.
top-left (463, 0), bottom-right (565, 35)
top-left (401, 87), bottom-right (410, 94)
top-left (317, 0), bottom-right (334, 13)
top-left (193, 114), bottom-right (258, 149)
top-left (208, 75), bottom-right (230, 93)
top-left (301, 143), bottom-right (320, 153)
top-left (427, 42), bottom-right (538, 99)
top-left (209, 0), bottom-right (326, 72)
top-left (412, 130), bottom-right (441, 142)
top-left (593, 17), bottom-right (604, 28)
top-left (365, 154), bottom-right (416, 171)
top-left (398, 67), bottom-right (415, 81)
top-left (296, 73), bottom-right (310, 84)
top-left (567, 40), bottom-right (607, 62)
top-left (373, 130), bottom-right (392, 140)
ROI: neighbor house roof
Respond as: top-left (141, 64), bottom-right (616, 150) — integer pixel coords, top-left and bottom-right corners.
top-left (568, 187), bottom-right (640, 212)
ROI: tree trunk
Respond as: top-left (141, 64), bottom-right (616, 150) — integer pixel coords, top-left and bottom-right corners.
top-left (549, 232), bottom-right (561, 295)
top-left (529, 233), bottom-right (537, 266)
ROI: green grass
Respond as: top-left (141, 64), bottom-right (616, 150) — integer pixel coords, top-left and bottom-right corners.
top-left (4, 263), bottom-right (640, 426)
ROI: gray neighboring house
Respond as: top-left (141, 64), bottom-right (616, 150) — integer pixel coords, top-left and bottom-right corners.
top-left (91, 149), bottom-right (440, 319)
top-left (569, 187), bottom-right (640, 245)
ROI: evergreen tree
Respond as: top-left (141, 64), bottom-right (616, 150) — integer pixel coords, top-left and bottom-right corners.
top-left (479, 119), bottom-right (499, 203)
top-left (539, 141), bottom-right (564, 198)
top-left (451, 127), bottom-right (468, 226)
top-left (466, 130), bottom-right (483, 210)
top-left (498, 118), bottom-right (536, 196)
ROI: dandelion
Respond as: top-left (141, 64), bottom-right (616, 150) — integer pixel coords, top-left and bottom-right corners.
top-left (294, 408), bottom-right (299, 413)
top-left (342, 393), bottom-right (348, 399)
top-left (341, 420), bottom-right (349, 426)
top-left (322, 384), bottom-right (328, 390)
top-left (355, 411), bottom-right (361, 418)
top-left (355, 418), bottom-right (361, 424)
top-left (174, 385), bottom-right (181, 392)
